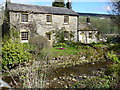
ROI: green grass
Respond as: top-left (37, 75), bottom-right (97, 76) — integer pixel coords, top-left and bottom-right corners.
top-left (48, 44), bottom-right (99, 57)
top-left (50, 46), bottom-right (81, 56)
top-left (94, 43), bottom-right (108, 48)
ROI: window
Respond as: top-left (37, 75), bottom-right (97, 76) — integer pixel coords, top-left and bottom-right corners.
top-left (21, 14), bottom-right (28, 22)
top-left (64, 31), bottom-right (69, 38)
top-left (46, 33), bottom-right (51, 40)
top-left (89, 33), bottom-right (92, 38)
top-left (64, 16), bottom-right (69, 24)
top-left (46, 15), bottom-right (52, 23)
top-left (21, 32), bottom-right (28, 40)
top-left (64, 31), bottom-right (69, 40)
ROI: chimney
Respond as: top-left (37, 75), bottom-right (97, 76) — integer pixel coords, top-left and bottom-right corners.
top-left (6, 0), bottom-right (11, 8)
top-left (66, 0), bottom-right (72, 9)
top-left (86, 16), bottom-right (90, 24)
top-left (6, 0), bottom-right (11, 3)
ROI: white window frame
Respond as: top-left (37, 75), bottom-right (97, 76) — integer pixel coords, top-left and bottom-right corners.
top-left (21, 13), bottom-right (29, 23)
top-left (20, 30), bottom-right (29, 43)
top-left (64, 15), bottom-right (69, 24)
top-left (46, 15), bottom-right (52, 24)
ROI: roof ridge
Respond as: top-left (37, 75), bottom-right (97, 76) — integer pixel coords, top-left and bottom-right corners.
top-left (10, 3), bottom-right (69, 10)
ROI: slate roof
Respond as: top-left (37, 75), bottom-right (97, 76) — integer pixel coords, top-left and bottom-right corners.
top-left (7, 3), bottom-right (79, 16)
top-left (79, 22), bottom-right (97, 31)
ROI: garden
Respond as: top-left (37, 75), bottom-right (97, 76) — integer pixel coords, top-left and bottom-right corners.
top-left (1, 37), bottom-right (120, 88)
top-left (1, 24), bottom-right (120, 88)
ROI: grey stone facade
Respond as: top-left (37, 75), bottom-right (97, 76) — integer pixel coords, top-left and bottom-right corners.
top-left (6, 3), bottom-right (102, 44)
top-left (78, 22), bottom-right (99, 43)
top-left (7, 3), bottom-right (79, 44)
top-left (9, 12), bottom-right (78, 43)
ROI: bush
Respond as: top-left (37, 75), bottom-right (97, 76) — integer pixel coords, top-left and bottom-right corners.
top-left (107, 51), bottom-right (120, 63)
top-left (53, 42), bottom-right (68, 47)
top-left (54, 27), bottom-right (74, 43)
top-left (2, 40), bottom-right (31, 69)
top-left (72, 77), bottom-right (110, 88)
top-left (106, 64), bottom-right (120, 75)
top-left (29, 35), bottom-right (50, 55)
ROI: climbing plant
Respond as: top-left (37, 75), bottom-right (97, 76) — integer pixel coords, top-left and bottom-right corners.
top-left (54, 27), bottom-right (74, 44)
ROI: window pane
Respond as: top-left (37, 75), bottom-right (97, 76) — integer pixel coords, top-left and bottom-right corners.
top-left (21, 14), bottom-right (28, 22)
top-left (64, 16), bottom-right (69, 23)
top-left (46, 15), bottom-right (52, 22)
top-left (21, 32), bottom-right (28, 40)
top-left (89, 33), bottom-right (92, 38)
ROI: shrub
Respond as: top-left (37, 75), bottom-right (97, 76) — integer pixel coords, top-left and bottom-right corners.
top-left (2, 40), bottom-right (31, 69)
top-left (72, 77), bottom-right (110, 88)
top-left (54, 27), bottom-right (74, 43)
top-left (106, 64), bottom-right (120, 75)
top-left (18, 60), bottom-right (46, 88)
top-left (53, 42), bottom-right (68, 47)
top-left (107, 51), bottom-right (120, 63)
top-left (105, 64), bottom-right (120, 88)
top-left (29, 35), bottom-right (50, 55)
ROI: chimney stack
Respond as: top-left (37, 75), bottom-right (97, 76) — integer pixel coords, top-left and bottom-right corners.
top-left (6, 0), bottom-right (11, 3)
top-left (86, 16), bottom-right (90, 24)
top-left (66, 0), bottom-right (72, 9)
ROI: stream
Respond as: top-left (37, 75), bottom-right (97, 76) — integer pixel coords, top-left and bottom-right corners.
top-left (48, 60), bottom-right (112, 79)
top-left (47, 60), bottom-right (112, 88)
top-left (1, 60), bottom-right (112, 88)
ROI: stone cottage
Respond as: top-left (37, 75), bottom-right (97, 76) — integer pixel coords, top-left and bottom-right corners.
top-left (3, 0), bottom-right (102, 44)
top-left (78, 17), bottom-right (98, 43)
top-left (4, 1), bottom-right (79, 44)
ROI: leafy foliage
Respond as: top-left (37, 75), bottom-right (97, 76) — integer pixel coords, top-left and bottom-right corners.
top-left (109, 1), bottom-right (120, 30)
top-left (54, 27), bottom-right (74, 44)
top-left (72, 77), bottom-right (110, 88)
top-left (10, 27), bottom-right (20, 39)
top-left (107, 51), bottom-right (120, 63)
top-left (52, 0), bottom-right (65, 7)
top-left (2, 40), bottom-right (31, 69)
top-left (29, 35), bottom-right (50, 55)
top-left (105, 63), bottom-right (120, 88)
top-left (106, 64), bottom-right (120, 75)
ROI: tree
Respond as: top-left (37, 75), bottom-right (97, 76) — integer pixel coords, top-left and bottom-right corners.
top-left (52, 0), bottom-right (65, 7)
top-left (2, 1), bottom-right (10, 38)
top-left (109, 1), bottom-right (120, 30)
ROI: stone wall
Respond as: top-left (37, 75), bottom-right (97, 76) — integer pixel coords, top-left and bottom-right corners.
top-left (78, 30), bottom-right (98, 43)
top-left (9, 12), bottom-right (78, 42)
